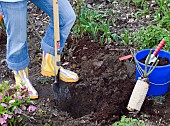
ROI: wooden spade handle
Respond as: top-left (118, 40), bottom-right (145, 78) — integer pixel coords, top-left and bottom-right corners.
top-left (53, 0), bottom-right (61, 75)
top-left (153, 39), bottom-right (166, 56)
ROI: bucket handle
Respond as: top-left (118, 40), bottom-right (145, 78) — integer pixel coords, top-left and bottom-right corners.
top-left (136, 65), bottom-right (170, 86)
top-left (136, 64), bottom-right (144, 77)
top-left (150, 81), bottom-right (170, 86)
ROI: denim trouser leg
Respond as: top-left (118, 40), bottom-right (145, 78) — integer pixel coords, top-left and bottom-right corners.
top-left (0, 0), bottom-right (76, 71)
top-left (31, 0), bottom-right (76, 55)
top-left (0, 1), bottom-right (29, 71)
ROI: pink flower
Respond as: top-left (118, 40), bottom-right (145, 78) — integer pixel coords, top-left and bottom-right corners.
top-left (20, 86), bottom-right (27, 91)
top-left (18, 95), bottom-right (22, 100)
top-left (9, 99), bottom-right (15, 104)
top-left (0, 94), bottom-right (2, 100)
top-left (4, 90), bottom-right (10, 96)
top-left (0, 118), bottom-right (6, 125)
top-left (13, 94), bottom-right (17, 98)
top-left (22, 106), bottom-right (26, 111)
top-left (27, 105), bottom-right (36, 112)
top-left (16, 92), bottom-right (22, 100)
top-left (3, 114), bottom-right (12, 120)
top-left (14, 108), bottom-right (22, 114)
top-left (1, 103), bottom-right (7, 107)
top-left (2, 124), bottom-right (7, 126)
top-left (10, 84), bottom-right (15, 88)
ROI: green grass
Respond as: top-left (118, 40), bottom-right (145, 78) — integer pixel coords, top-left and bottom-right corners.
top-left (112, 116), bottom-right (146, 126)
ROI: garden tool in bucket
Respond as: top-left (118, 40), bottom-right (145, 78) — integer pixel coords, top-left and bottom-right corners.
top-left (147, 39), bottom-right (166, 64)
top-left (52, 0), bottom-right (71, 106)
top-left (127, 49), bottom-right (159, 112)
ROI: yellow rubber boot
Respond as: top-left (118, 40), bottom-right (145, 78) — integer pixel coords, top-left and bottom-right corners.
top-left (13, 67), bottom-right (38, 99)
top-left (41, 51), bottom-right (79, 82)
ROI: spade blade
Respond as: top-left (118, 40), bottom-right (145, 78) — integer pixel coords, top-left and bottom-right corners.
top-left (52, 80), bottom-right (71, 110)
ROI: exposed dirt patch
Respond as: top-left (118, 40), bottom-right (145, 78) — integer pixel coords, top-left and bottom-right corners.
top-left (68, 39), bottom-right (136, 121)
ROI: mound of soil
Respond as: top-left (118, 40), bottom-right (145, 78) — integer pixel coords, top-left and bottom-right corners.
top-left (66, 38), bottom-right (136, 125)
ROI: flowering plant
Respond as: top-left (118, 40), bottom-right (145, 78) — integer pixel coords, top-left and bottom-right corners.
top-left (0, 81), bottom-right (36, 125)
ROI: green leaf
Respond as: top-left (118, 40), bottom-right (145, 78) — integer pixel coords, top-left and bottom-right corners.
top-left (80, 18), bottom-right (88, 25)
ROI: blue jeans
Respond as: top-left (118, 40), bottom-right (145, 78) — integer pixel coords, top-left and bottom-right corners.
top-left (0, 0), bottom-right (76, 71)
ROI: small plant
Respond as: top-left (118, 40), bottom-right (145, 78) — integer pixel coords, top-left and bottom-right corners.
top-left (158, 14), bottom-right (170, 31)
top-left (121, 29), bottom-right (133, 45)
top-left (132, 0), bottom-right (145, 8)
top-left (153, 0), bottom-right (170, 21)
top-left (72, 1), bottom-right (119, 45)
top-left (99, 19), bottom-right (119, 44)
top-left (149, 95), bottom-right (165, 105)
top-left (0, 81), bottom-right (36, 125)
top-left (112, 115), bottom-right (146, 126)
top-left (134, 2), bottom-right (149, 18)
top-left (72, 0), bottom-right (84, 40)
top-left (37, 76), bottom-right (51, 85)
top-left (133, 25), bottom-right (170, 51)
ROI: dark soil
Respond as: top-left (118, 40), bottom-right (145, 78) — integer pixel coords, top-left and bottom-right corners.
top-left (1, 1), bottom-right (170, 126)
top-left (140, 56), bottom-right (170, 66)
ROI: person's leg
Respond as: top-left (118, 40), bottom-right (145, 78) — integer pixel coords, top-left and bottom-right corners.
top-left (0, 1), bottom-right (38, 99)
top-left (31, 0), bottom-right (78, 82)
top-left (30, 0), bottom-right (76, 54)
top-left (0, 1), bottom-right (29, 70)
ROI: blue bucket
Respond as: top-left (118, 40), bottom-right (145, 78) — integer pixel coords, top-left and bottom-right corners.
top-left (135, 49), bottom-right (170, 96)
